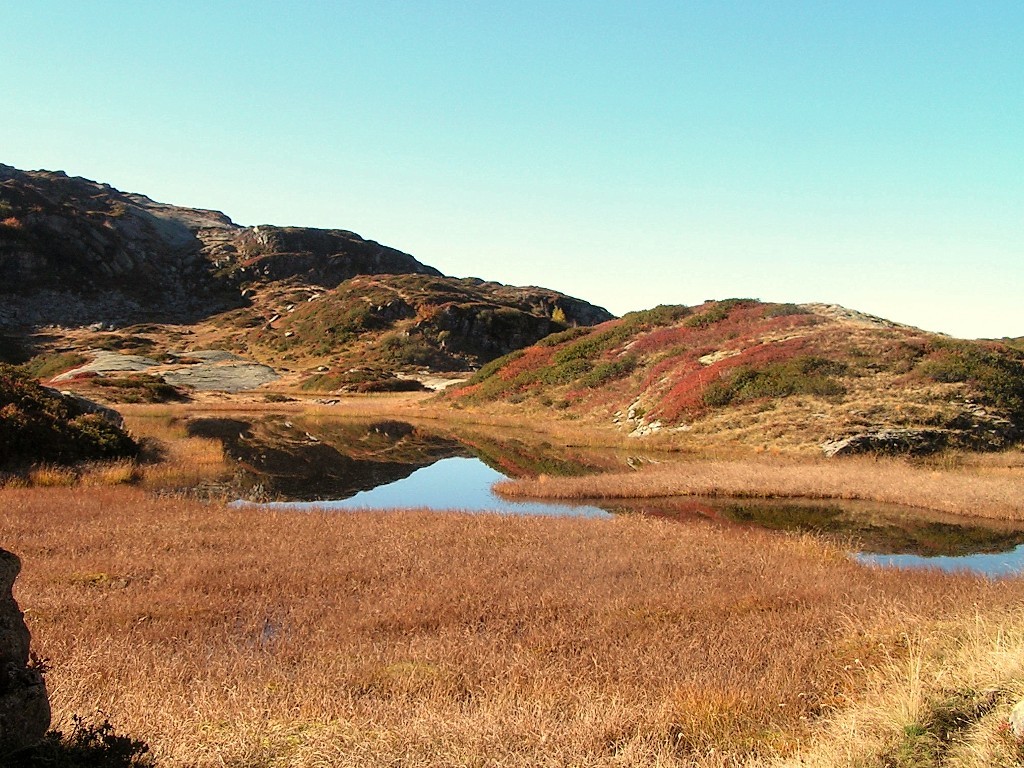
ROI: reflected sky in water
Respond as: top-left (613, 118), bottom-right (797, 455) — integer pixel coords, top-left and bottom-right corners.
top-left (856, 546), bottom-right (1024, 578)
top-left (251, 456), bottom-right (613, 519)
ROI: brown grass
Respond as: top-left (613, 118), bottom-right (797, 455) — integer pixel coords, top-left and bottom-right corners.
top-left (25, 465), bottom-right (78, 487)
top-left (784, 612), bottom-right (1024, 767)
top-left (5, 486), bottom-right (1024, 766)
top-left (495, 456), bottom-right (1024, 520)
top-left (121, 411), bottom-right (227, 490)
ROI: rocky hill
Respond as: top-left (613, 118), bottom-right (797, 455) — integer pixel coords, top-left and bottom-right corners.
top-left (0, 164), bottom-right (441, 327)
top-left (447, 300), bottom-right (1024, 454)
top-left (0, 164), bottom-right (612, 392)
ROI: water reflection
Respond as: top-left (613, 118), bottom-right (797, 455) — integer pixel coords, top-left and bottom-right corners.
top-left (191, 414), bottom-right (1024, 576)
top-left (855, 547), bottom-right (1024, 577)
top-left (255, 456), bottom-right (612, 519)
top-left (627, 496), bottom-right (1024, 577)
top-left (187, 415), bottom-right (608, 502)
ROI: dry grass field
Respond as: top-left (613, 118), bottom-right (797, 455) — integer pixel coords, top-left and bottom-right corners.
top-left (495, 455), bottom-right (1024, 521)
top-left (5, 486), bottom-right (1024, 767)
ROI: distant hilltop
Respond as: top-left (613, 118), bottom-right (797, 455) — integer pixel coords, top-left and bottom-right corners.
top-left (447, 299), bottom-right (1024, 455)
top-left (0, 163), bottom-right (443, 327)
top-left (0, 163), bottom-right (613, 391)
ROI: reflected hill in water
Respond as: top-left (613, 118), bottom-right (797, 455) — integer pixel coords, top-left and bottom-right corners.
top-left (186, 415), bottom-right (611, 502)
top-left (186, 413), bottom-right (1024, 566)
top-left (187, 417), bottom-right (465, 501)
top-left (618, 496), bottom-right (1024, 558)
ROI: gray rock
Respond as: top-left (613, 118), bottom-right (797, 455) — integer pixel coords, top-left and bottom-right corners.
top-left (52, 351), bottom-right (158, 382)
top-left (1010, 698), bottom-right (1024, 738)
top-left (0, 549), bottom-right (50, 757)
top-left (821, 429), bottom-right (948, 457)
top-left (822, 409), bottom-right (1023, 457)
top-left (162, 361), bottom-right (279, 392)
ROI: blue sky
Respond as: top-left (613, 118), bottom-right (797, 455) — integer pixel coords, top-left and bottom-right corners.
top-left (3, 1), bottom-right (1021, 338)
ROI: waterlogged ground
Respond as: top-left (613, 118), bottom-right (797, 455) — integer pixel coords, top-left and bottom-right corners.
top-left (207, 414), bottom-right (1024, 576)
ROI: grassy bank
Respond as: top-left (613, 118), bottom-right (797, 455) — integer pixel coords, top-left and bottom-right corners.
top-left (495, 455), bottom-right (1024, 521)
top-left (4, 486), bottom-right (1024, 766)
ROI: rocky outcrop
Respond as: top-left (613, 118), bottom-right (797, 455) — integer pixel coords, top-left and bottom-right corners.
top-left (821, 429), bottom-right (949, 457)
top-left (228, 226), bottom-right (442, 288)
top-left (820, 415), bottom-right (1023, 457)
top-left (40, 387), bottom-right (126, 429)
top-left (0, 164), bottom-right (241, 327)
top-left (0, 549), bottom-right (50, 757)
top-left (0, 165), bottom-right (444, 328)
top-left (0, 164), bottom-right (616, 383)
top-left (1010, 698), bottom-right (1024, 737)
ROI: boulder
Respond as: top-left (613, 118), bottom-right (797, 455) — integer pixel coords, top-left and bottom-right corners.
top-left (1010, 698), bottom-right (1024, 738)
top-left (0, 549), bottom-right (50, 757)
top-left (821, 429), bottom-right (948, 458)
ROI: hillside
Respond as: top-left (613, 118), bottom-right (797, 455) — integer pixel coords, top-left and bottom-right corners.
top-left (0, 164), bottom-right (612, 393)
top-left (448, 299), bottom-right (1024, 454)
top-left (0, 364), bottom-right (138, 468)
top-left (0, 164), bottom-right (440, 327)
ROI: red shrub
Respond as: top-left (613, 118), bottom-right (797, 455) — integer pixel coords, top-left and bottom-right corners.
top-left (498, 347), bottom-right (554, 381)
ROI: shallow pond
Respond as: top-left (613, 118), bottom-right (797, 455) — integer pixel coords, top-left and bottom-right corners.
top-left (256, 456), bottom-right (612, 519)
top-left (854, 547), bottom-right (1024, 578)
top-left (202, 414), bottom-right (1024, 577)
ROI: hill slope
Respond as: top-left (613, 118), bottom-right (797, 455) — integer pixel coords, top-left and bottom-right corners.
top-left (0, 364), bottom-right (138, 468)
top-left (448, 300), bottom-right (1024, 454)
top-left (0, 164), bottom-right (441, 327)
top-left (0, 164), bottom-right (612, 392)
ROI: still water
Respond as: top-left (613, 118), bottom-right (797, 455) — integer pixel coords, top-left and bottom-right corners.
top-left (206, 415), bottom-right (1024, 578)
top-left (256, 456), bottom-right (612, 519)
top-left (855, 547), bottom-right (1024, 578)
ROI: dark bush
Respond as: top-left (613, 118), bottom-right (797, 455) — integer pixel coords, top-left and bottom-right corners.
top-left (702, 356), bottom-right (847, 408)
top-left (0, 365), bottom-right (138, 468)
top-left (8, 716), bottom-right (153, 767)
top-left (917, 340), bottom-right (1024, 418)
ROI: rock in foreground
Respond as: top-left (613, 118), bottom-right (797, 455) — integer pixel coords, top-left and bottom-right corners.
top-left (0, 549), bottom-right (50, 757)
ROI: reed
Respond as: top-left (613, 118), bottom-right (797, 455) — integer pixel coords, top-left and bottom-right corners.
top-left (79, 460), bottom-right (141, 486)
top-left (4, 486), bottom-right (1023, 767)
top-left (121, 411), bottom-right (227, 490)
top-left (495, 456), bottom-right (1024, 520)
top-left (25, 465), bottom-right (78, 487)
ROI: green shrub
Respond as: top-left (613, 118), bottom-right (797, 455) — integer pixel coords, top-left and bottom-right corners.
top-left (702, 356), bottom-right (847, 408)
top-left (539, 357), bottom-right (591, 385)
top-left (537, 326), bottom-right (592, 347)
top-left (620, 304), bottom-right (693, 327)
top-left (917, 340), bottom-right (1024, 418)
top-left (684, 299), bottom-right (751, 329)
top-left (0, 364), bottom-right (138, 467)
top-left (764, 303), bottom-right (810, 318)
top-left (20, 352), bottom-right (88, 380)
top-left (551, 324), bottom-right (633, 366)
top-left (90, 375), bottom-right (187, 403)
top-left (89, 334), bottom-right (156, 354)
top-left (468, 350), bottom-right (525, 384)
top-left (579, 355), bottom-right (638, 388)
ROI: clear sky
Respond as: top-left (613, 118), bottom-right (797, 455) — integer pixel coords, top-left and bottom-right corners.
top-left (3, 1), bottom-right (1021, 339)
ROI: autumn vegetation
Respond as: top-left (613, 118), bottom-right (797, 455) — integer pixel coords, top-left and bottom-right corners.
top-left (449, 300), bottom-right (1024, 453)
top-left (5, 485), bottom-right (1024, 767)
top-left (3, 302), bottom-right (1024, 766)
